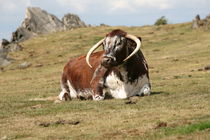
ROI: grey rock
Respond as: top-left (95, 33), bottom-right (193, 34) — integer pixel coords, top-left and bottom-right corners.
top-left (192, 19), bottom-right (199, 29)
top-left (1, 39), bottom-right (10, 46)
top-left (11, 27), bottom-right (36, 42)
top-left (192, 14), bottom-right (209, 29)
top-left (0, 40), bottom-right (10, 59)
top-left (22, 7), bottom-right (64, 34)
top-left (11, 7), bottom-right (64, 42)
top-left (11, 7), bottom-right (88, 42)
top-left (62, 13), bottom-right (86, 30)
top-left (0, 39), bottom-right (22, 67)
top-left (206, 14), bottom-right (210, 19)
top-left (0, 39), bottom-right (22, 56)
top-left (19, 62), bottom-right (31, 69)
top-left (0, 58), bottom-right (11, 67)
top-left (7, 43), bottom-right (23, 52)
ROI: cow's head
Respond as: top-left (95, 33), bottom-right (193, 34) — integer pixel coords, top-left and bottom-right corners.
top-left (86, 29), bottom-right (141, 68)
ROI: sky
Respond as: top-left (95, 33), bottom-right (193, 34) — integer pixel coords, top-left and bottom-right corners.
top-left (0, 0), bottom-right (210, 40)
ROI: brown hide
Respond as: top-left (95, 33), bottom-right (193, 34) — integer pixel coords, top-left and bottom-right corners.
top-left (62, 51), bottom-right (104, 93)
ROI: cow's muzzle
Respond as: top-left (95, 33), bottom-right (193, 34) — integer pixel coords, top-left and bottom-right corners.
top-left (101, 56), bottom-right (116, 68)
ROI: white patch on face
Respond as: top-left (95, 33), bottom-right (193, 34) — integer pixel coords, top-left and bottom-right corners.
top-left (105, 36), bottom-right (118, 46)
top-left (104, 67), bottom-right (150, 99)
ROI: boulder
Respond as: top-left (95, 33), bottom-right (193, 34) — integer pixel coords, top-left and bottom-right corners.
top-left (1, 39), bottom-right (10, 46)
top-left (192, 14), bottom-right (209, 29)
top-left (206, 14), bottom-right (210, 19)
top-left (22, 7), bottom-right (64, 34)
top-left (11, 7), bottom-right (64, 42)
top-left (0, 39), bottom-right (22, 67)
top-left (11, 7), bottom-right (88, 42)
top-left (0, 39), bottom-right (10, 59)
top-left (0, 58), bottom-right (11, 67)
top-left (0, 39), bottom-right (10, 67)
top-left (19, 61), bottom-right (31, 69)
top-left (11, 27), bottom-right (36, 42)
top-left (7, 43), bottom-right (23, 52)
top-left (62, 13), bottom-right (86, 30)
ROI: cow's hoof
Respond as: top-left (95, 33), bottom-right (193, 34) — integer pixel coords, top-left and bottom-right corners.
top-left (59, 92), bottom-right (71, 101)
top-left (143, 86), bottom-right (151, 96)
top-left (139, 84), bottom-right (151, 96)
top-left (93, 95), bottom-right (105, 101)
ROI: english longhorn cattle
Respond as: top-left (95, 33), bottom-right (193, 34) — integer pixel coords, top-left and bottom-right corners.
top-left (59, 29), bottom-right (151, 101)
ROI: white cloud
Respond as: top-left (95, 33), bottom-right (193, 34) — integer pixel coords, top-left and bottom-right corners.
top-left (108, 0), bottom-right (136, 12)
top-left (0, 0), bottom-right (17, 12)
top-left (108, 0), bottom-right (172, 12)
top-left (133, 0), bottom-right (172, 10)
top-left (54, 0), bottom-right (174, 14)
top-left (0, 0), bottom-right (31, 12)
top-left (55, 0), bottom-right (210, 13)
top-left (55, 0), bottom-right (90, 12)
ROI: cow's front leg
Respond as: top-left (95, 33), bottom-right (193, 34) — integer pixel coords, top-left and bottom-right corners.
top-left (93, 94), bottom-right (105, 101)
top-left (59, 90), bottom-right (71, 101)
top-left (92, 83), bottom-right (105, 101)
top-left (90, 65), bottom-right (107, 101)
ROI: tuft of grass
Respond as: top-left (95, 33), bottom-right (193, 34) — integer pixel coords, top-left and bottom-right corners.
top-left (164, 120), bottom-right (210, 135)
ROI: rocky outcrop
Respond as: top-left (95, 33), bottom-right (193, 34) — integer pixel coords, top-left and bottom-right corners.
top-left (192, 14), bottom-right (209, 29)
top-left (206, 14), bottom-right (210, 20)
top-left (11, 7), bottom-right (64, 42)
top-left (1, 7), bottom-right (88, 67)
top-left (11, 27), bottom-right (35, 42)
top-left (11, 7), bottom-right (87, 43)
top-left (62, 13), bottom-right (86, 30)
top-left (22, 7), bottom-right (64, 34)
top-left (0, 39), bottom-right (22, 67)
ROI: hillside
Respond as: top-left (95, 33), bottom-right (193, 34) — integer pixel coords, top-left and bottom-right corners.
top-left (0, 23), bottom-right (210, 140)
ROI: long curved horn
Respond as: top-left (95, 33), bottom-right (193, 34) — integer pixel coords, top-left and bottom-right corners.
top-left (123, 34), bottom-right (141, 62)
top-left (86, 38), bottom-right (104, 68)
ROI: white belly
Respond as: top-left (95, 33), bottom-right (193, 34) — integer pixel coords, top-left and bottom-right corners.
top-left (104, 72), bottom-right (150, 99)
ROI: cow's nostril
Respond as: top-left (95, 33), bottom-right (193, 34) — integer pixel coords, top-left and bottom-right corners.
top-left (104, 57), bottom-right (112, 63)
top-left (107, 58), bottom-right (111, 63)
top-left (102, 57), bottom-right (114, 67)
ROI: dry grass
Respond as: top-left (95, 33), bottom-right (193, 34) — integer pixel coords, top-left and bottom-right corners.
top-left (0, 23), bottom-right (210, 140)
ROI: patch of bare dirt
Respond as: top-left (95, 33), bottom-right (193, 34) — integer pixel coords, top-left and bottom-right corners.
top-left (37, 119), bottom-right (80, 127)
top-left (30, 104), bottom-right (42, 109)
top-left (155, 121), bottom-right (168, 129)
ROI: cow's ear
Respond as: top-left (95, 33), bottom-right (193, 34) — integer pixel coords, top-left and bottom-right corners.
top-left (138, 37), bottom-right (142, 41)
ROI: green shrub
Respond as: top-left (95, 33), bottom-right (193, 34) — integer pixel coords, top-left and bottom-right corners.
top-left (155, 16), bottom-right (168, 25)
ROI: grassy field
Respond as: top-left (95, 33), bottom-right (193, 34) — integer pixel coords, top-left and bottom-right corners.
top-left (0, 23), bottom-right (210, 140)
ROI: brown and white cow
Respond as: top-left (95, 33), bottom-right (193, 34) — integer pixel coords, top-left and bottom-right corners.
top-left (59, 29), bottom-right (151, 101)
